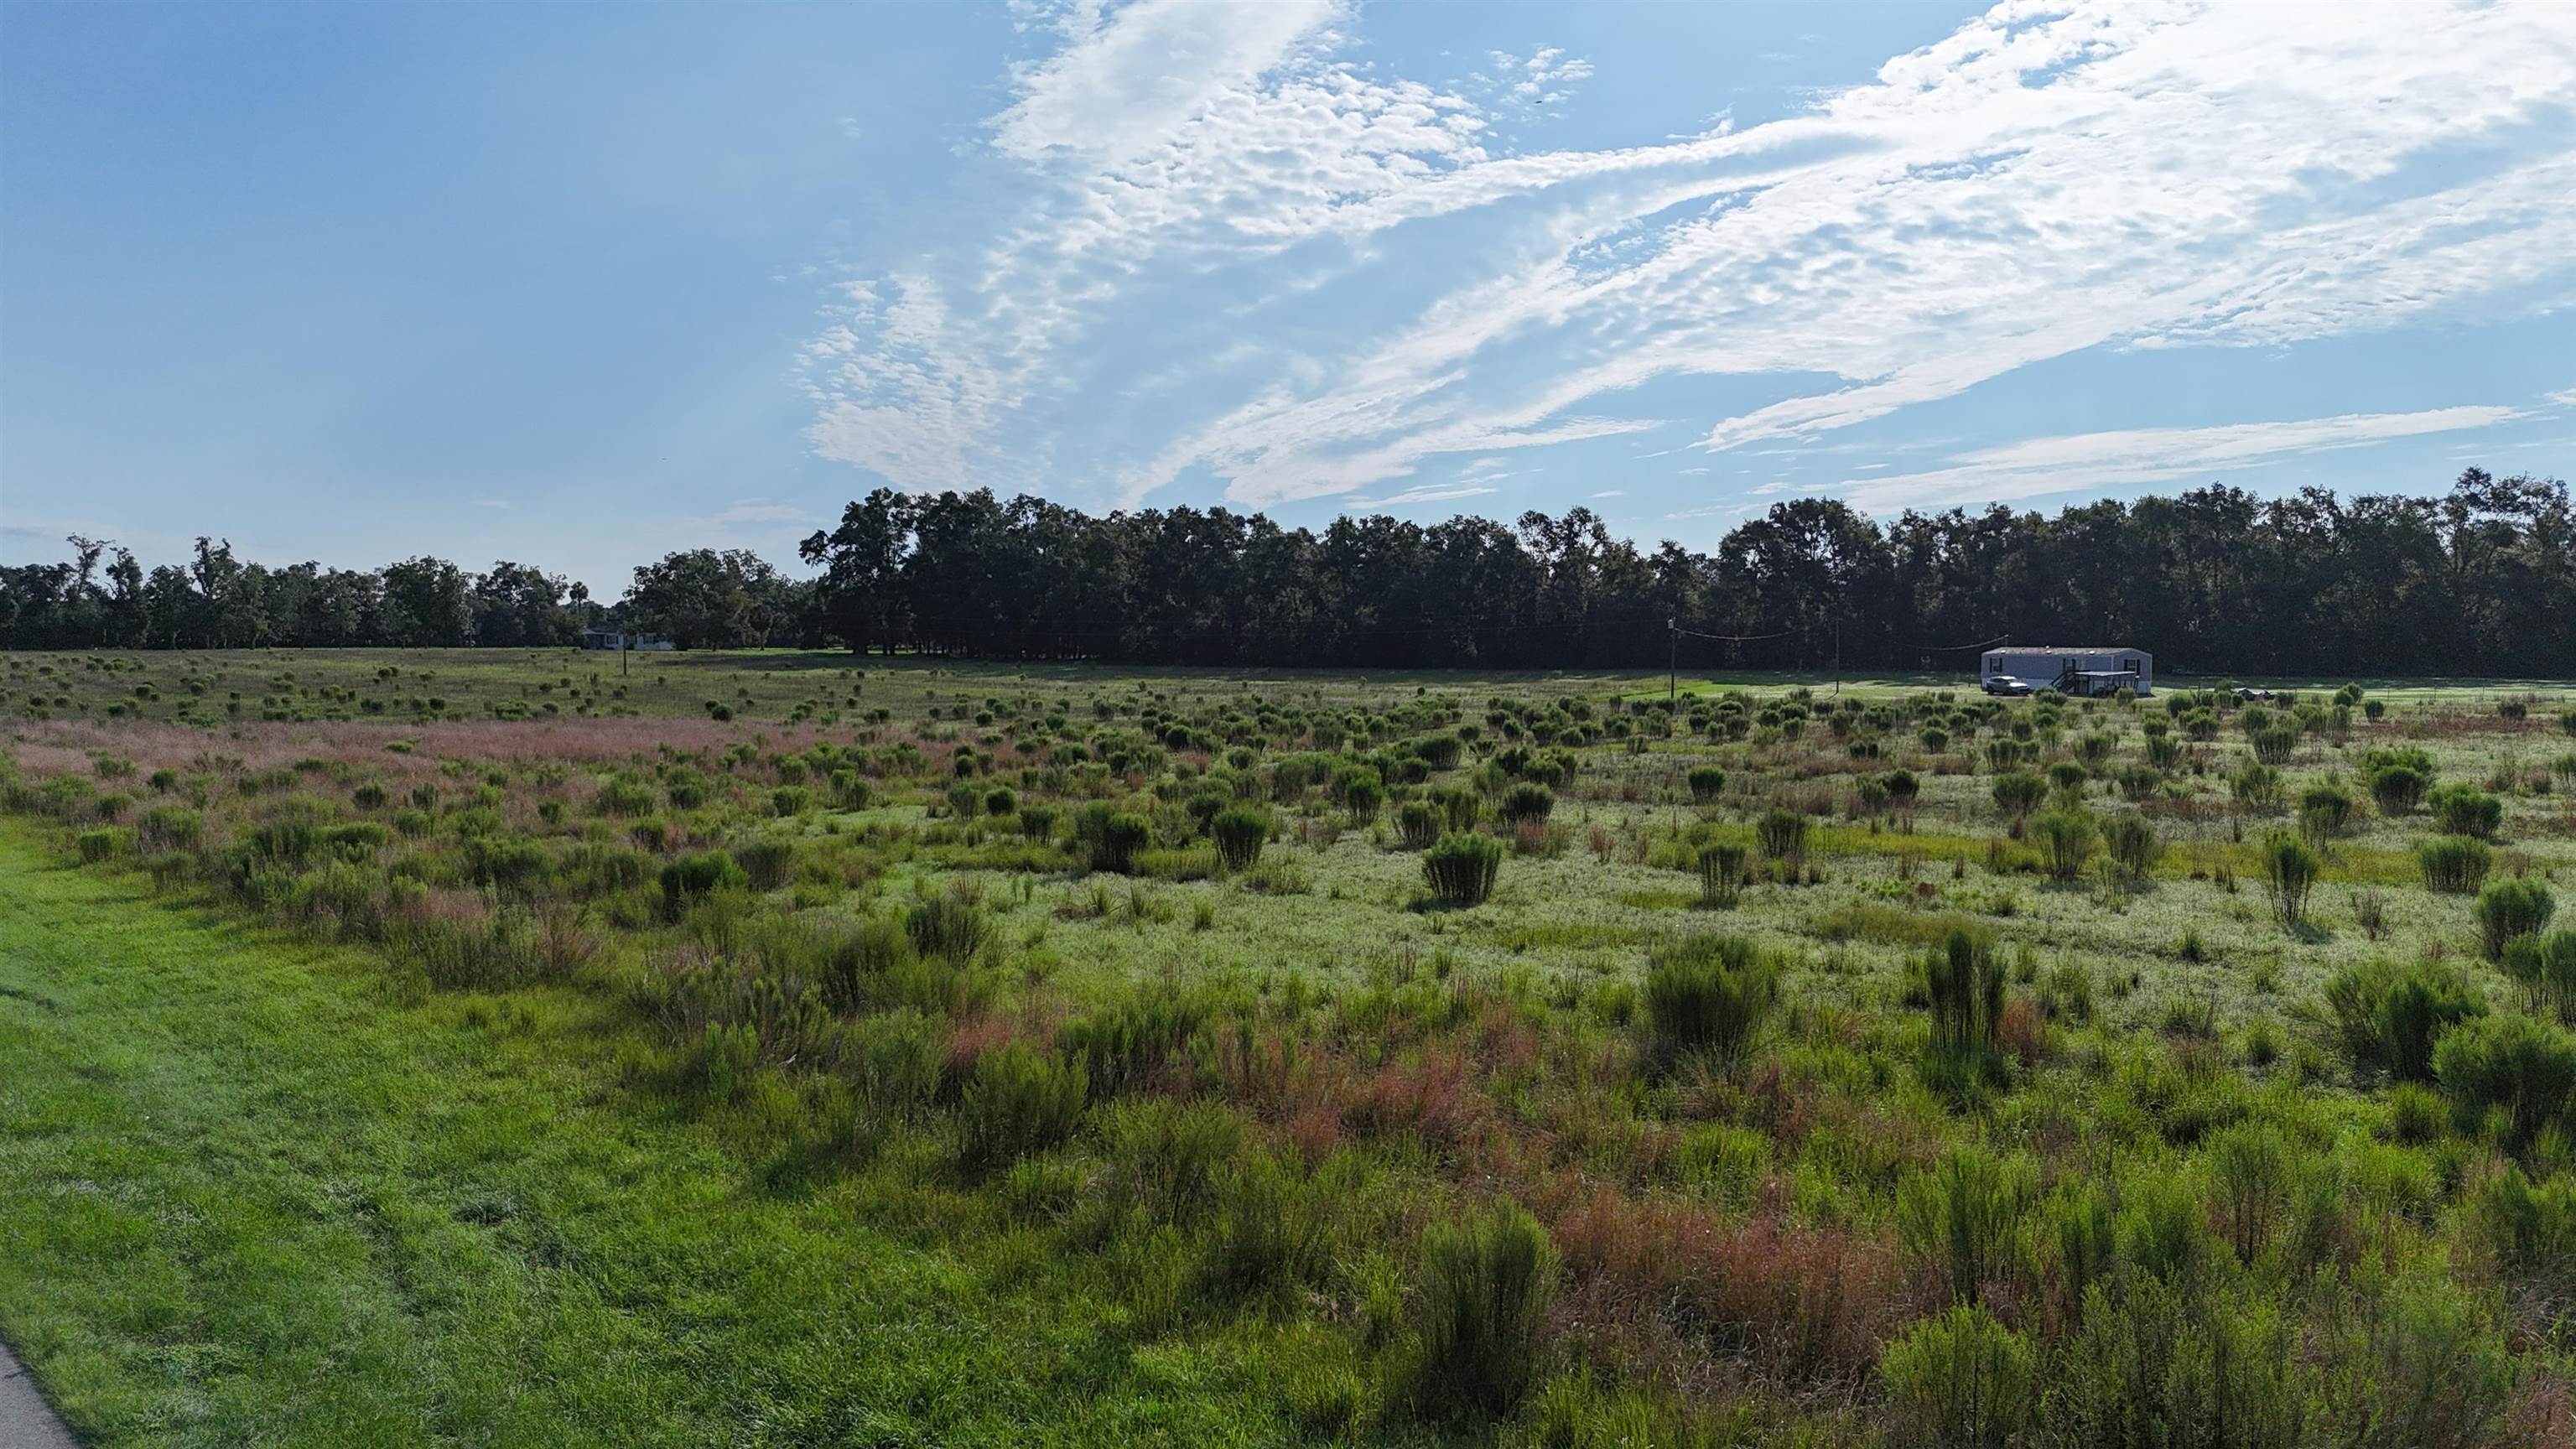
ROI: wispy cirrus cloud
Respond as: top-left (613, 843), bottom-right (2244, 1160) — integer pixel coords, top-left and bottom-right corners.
top-left (801, 0), bottom-right (2576, 514)
top-left (1828, 405), bottom-right (2524, 514)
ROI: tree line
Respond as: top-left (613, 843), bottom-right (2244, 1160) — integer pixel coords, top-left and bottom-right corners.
top-left (5, 468), bottom-right (2568, 676)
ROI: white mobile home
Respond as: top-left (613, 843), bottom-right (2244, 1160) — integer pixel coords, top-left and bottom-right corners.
top-left (580, 626), bottom-right (676, 652)
top-left (1981, 646), bottom-right (2152, 697)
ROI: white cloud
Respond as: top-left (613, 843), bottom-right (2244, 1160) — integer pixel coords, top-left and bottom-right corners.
top-left (1343, 483), bottom-right (1498, 510)
top-left (2545, 387), bottom-right (2576, 408)
top-left (989, 0), bottom-right (1345, 164)
top-left (803, 0), bottom-right (2576, 512)
top-left (1828, 404), bottom-right (2521, 514)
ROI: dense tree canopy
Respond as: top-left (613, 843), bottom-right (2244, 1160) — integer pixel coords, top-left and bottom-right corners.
top-left (5, 470), bottom-right (2569, 676)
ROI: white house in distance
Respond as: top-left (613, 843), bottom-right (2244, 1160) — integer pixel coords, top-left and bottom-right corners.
top-left (1981, 645), bottom-right (2153, 697)
top-left (580, 626), bottom-right (676, 652)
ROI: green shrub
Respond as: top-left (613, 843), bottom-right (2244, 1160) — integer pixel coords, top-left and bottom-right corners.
top-left (75, 828), bottom-right (122, 864)
top-left (1014, 802), bottom-right (1057, 841)
top-left (1422, 831), bottom-right (1503, 906)
top-left (1497, 782), bottom-right (1554, 825)
top-left (2418, 835), bottom-right (2492, 895)
top-left (1896, 1145), bottom-right (2033, 1307)
top-left (2031, 808), bottom-right (2097, 882)
top-left (2434, 1011), bottom-right (2576, 1153)
top-left (1879, 1305), bottom-right (2030, 1449)
top-left (1212, 806), bottom-right (1269, 870)
top-left (1991, 771), bottom-right (2046, 822)
top-left (2501, 930), bottom-right (2576, 1025)
top-left (1696, 840), bottom-right (1748, 907)
top-left (1333, 764), bottom-right (1384, 823)
top-left (2251, 725), bottom-right (2298, 766)
top-left (1920, 929), bottom-right (2005, 1093)
top-left (659, 851), bottom-right (746, 918)
top-left (136, 805), bottom-right (203, 852)
top-left (1077, 804), bottom-right (1153, 874)
top-left (462, 834), bottom-right (552, 896)
top-left (2430, 785), bottom-right (2503, 839)
top-left (1212, 1148), bottom-right (1334, 1298)
top-left (1686, 766), bottom-right (1726, 803)
top-left (351, 782), bottom-right (389, 811)
top-left (2324, 958), bottom-right (2485, 1081)
top-left (1058, 991), bottom-right (1208, 1097)
top-left (2230, 762), bottom-right (2283, 812)
top-left (734, 837), bottom-right (797, 891)
top-left (1411, 1197), bottom-right (1557, 1420)
top-left (1394, 800), bottom-right (1442, 850)
top-left (1642, 934), bottom-right (1778, 1067)
top-left (2297, 782), bottom-right (2354, 845)
top-left (983, 787), bottom-right (1016, 818)
top-left (2205, 1123), bottom-right (2289, 1264)
top-left (2102, 813), bottom-right (2160, 877)
top-left (2257, 833), bottom-right (2320, 928)
top-left (1753, 806), bottom-right (1808, 868)
top-left (595, 777), bottom-right (656, 816)
top-left (2370, 765), bottom-right (2428, 814)
top-left (2473, 877), bottom-right (2553, 961)
top-left (905, 890), bottom-right (989, 964)
top-left (957, 1044), bottom-right (1088, 1171)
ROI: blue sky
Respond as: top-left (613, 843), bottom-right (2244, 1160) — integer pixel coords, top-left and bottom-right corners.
top-left (4, 0), bottom-right (2573, 595)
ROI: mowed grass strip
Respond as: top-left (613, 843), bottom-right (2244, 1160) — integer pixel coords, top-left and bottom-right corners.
top-left (0, 824), bottom-right (1300, 1448)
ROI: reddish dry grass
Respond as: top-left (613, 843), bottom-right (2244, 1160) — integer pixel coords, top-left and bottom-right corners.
top-left (1549, 1187), bottom-right (1907, 1390)
top-left (6, 714), bottom-right (967, 782)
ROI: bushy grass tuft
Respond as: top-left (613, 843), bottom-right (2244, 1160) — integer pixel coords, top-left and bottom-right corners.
top-left (1410, 1197), bottom-right (1557, 1420)
top-left (1643, 933), bottom-right (1778, 1068)
top-left (1422, 831), bottom-right (1502, 906)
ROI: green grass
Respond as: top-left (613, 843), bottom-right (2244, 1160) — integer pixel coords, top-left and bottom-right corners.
top-left (7, 650), bottom-right (2576, 1444)
top-left (0, 823), bottom-right (1354, 1447)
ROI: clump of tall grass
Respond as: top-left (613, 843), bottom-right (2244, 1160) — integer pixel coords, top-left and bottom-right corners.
top-left (1497, 782), bottom-right (1554, 826)
top-left (2418, 834), bottom-right (2492, 895)
top-left (2501, 931), bottom-right (2576, 1025)
top-left (957, 1043), bottom-right (1088, 1171)
top-left (1896, 1145), bottom-right (2033, 1306)
top-left (1880, 1306), bottom-right (2032, 1449)
top-left (1696, 840), bottom-right (1748, 907)
top-left (1919, 929), bottom-right (2006, 1093)
top-left (1643, 933), bottom-right (1778, 1070)
top-left (905, 885), bottom-right (989, 964)
top-left (1686, 765), bottom-right (1727, 803)
top-left (1394, 800), bottom-right (1442, 851)
top-left (2473, 877), bottom-right (2554, 962)
top-left (1991, 771), bottom-right (2045, 823)
top-left (1076, 803), bottom-right (1153, 874)
top-left (2030, 808), bottom-right (2097, 882)
top-left (1410, 1197), bottom-right (1558, 1420)
top-left (2430, 784), bottom-right (2503, 839)
top-left (2433, 1012), bottom-right (2576, 1154)
top-left (2102, 813), bottom-right (2160, 880)
top-left (2324, 958), bottom-right (2486, 1081)
top-left (659, 850), bottom-right (746, 919)
top-left (1422, 831), bottom-right (1502, 906)
top-left (2257, 832), bottom-right (2320, 929)
top-left (1212, 805), bottom-right (1270, 870)
top-left (1754, 806), bottom-right (1808, 872)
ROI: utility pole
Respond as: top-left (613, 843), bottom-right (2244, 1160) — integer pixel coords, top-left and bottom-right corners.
top-left (1833, 616), bottom-right (1842, 697)
top-left (1667, 617), bottom-right (1677, 704)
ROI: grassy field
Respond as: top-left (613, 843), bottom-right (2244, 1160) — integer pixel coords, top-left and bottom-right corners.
top-left (5, 648), bottom-right (2576, 1445)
